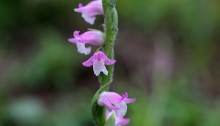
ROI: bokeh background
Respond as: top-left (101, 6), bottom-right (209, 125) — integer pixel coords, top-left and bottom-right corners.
top-left (0, 0), bottom-right (220, 126)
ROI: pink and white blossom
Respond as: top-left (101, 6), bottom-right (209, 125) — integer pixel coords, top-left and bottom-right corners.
top-left (106, 111), bottom-right (130, 126)
top-left (68, 30), bottom-right (104, 55)
top-left (74, 0), bottom-right (104, 24)
top-left (82, 51), bottom-right (116, 76)
top-left (98, 91), bottom-right (136, 117)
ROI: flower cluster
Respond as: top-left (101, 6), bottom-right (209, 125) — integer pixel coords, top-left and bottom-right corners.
top-left (68, 0), bottom-right (136, 125)
top-left (83, 51), bottom-right (116, 76)
top-left (68, 0), bottom-right (115, 76)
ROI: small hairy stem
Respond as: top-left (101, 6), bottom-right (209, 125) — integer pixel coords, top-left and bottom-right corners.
top-left (99, 0), bottom-right (118, 90)
top-left (93, 0), bottom-right (118, 126)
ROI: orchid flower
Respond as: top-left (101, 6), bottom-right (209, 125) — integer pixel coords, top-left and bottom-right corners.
top-left (82, 51), bottom-right (116, 76)
top-left (98, 91), bottom-right (136, 117)
top-left (68, 30), bottom-right (104, 55)
top-left (74, 0), bottom-right (103, 24)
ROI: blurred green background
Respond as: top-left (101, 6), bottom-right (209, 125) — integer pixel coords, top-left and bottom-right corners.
top-left (0, 0), bottom-right (220, 126)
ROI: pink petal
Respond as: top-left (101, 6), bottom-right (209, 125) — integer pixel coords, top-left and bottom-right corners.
top-left (115, 101), bottom-right (127, 116)
top-left (116, 116), bottom-right (130, 126)
top-left (82, 51), bottom-right (99, 67)
top-left (80, 30), bottom-right (104, 45)
top-left (122, 92), bottom-right (128, 98)
top-left (123, 98), bottom-right (136, 104)
top-left (82, 55), bottom-right (95, 67)
top-left (105, 59), bottom-right (116, 65)
top-left (74, 0), bottom-right (103, 24)
top-left (93, 59), bottom-right (108, 76)
top-left (73, 30), bottom-right (80, 37)
top-left (68, 38), bottom-right (76, 43)
top-left (122, 92), bottom-right (136, 104)
top-left (82, 13), bottom-right (96, 25)
top-left (78, 3), bottom-right (83, 8)
top-left (98, 51), bottom-right (116, 65)
top-left (68, 31), bottom-right (80, 43)
top-left (99, 92), bottom-right (123, 104)
top-left (102, 100), bottom-right (120, 110)
top-left (74, 5), bottom-right (83, 13)
top-left (76, 43), bottom-right (91, 55)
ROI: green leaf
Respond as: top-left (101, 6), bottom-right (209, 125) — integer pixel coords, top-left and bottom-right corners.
top-left (91, 83), bottom-right (110, 126)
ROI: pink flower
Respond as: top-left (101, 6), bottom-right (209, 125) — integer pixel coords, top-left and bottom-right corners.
top-left (82, 51), bottom-right (116, 76)
top-left (74, 0), bottom-right (104, 24)
top-left (98, 91), bottom-right (136, 117)
top-left (115, 116), bottom-right (130, 126)
top-left (68, 30), bottom-right (104, 55)
top-left (106, 111), bottom-right (130, 126)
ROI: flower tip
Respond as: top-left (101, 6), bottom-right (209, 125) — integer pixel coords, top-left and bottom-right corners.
top-left (68, 38), bottom-right (75, 43)
top-left (105, 59), bottom-right (116, 65)
top-left (67, 39), bottom-right (71, 42)
top-left (82, 61), bottom-right (91, 67)
top-left (74, 8), bottom-right (79, 12)
top-left (73, 30), bottom-right (80, 35)
top-left (132, 98), bottom-right (137, 102)
top-left (128, 98), bottom-right (136, 104)
top-left (78, 3), bottom-right (83, 8)
top-left (116, 117), bottom-right (130, 126)
top-left (123, 92), bottom-right (128, 98)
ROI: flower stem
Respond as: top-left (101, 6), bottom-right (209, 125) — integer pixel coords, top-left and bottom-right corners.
top-left (92, 0), bottom-right (118, 126)
top-left (99, 0), bottom-right (118, 90)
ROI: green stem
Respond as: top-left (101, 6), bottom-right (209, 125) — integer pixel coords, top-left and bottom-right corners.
top-left (92, 0), bottom-right (118, 126)
top-left (99, 0), bottom-right (118, 90)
